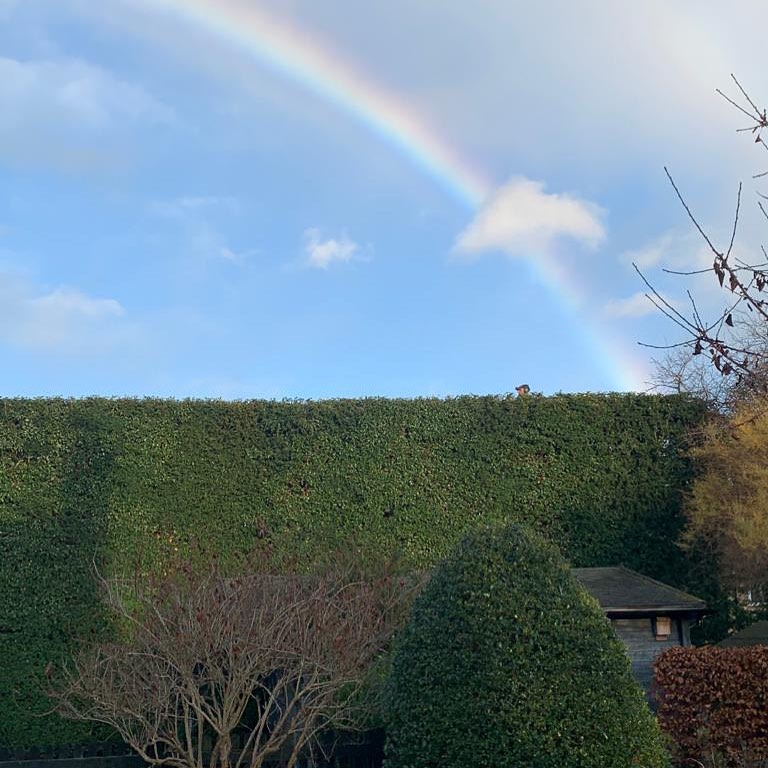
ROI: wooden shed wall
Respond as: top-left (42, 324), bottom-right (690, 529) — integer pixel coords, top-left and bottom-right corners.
top-left (611, 617), bottom-right (689, 690)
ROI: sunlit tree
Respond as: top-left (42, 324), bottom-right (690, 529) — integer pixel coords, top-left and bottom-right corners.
top-left (682, 404), bottom-right (768, 602)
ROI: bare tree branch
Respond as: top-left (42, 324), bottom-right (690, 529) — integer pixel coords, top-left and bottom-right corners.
top-left (645, 79), bottom-right (768, 409)
top-left (50, 550), bottom-right (421, 768)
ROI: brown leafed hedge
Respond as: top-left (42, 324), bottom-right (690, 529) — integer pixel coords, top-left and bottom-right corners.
top-left (654, 645), bottom-right (768, 766)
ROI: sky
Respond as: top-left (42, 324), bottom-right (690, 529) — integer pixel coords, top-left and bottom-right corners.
top-left (1, 0), bottom-right (767, 399)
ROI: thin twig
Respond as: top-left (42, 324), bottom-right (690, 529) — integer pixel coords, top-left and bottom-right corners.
top-left (634, 263), bottom-right (700, 334)
top-left (725, 182), bottom-right (742, 261)
top-left (665, 168), bottom-right (721, 256)
top-left (731, 74), bottom-right (763, 119)
top-left (662, 267), bottom-right (713, 276)
top-left (638, 340), bottom-right (700, 351)
top-left (717, 87), bottom-right (759, 122)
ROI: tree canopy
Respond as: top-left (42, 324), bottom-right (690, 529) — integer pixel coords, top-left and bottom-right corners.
top-left (683, 404), bottom-right (768, 601)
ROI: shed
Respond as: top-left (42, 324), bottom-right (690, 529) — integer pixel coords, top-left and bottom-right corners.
top-left (572, 566), bottom-right (708, 690)
top-left (719, 620), bottom-right (768, 647)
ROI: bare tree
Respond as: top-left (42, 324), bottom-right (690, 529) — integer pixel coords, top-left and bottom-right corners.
top-left (649, 316), bottom-right (768, 411)
top-left (51, 552), bottom-right (419, 768)
top-left (639, 76), bottom-right (768, 409)
top-left (650, 346), bottom-right (733, 411)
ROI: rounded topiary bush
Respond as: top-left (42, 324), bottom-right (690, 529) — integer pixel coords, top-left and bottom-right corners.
top-left (385, 523), bottom-right (670, 768)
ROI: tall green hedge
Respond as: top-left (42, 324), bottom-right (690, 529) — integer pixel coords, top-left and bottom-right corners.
top-left (0, 394), bottom-right (706, 747)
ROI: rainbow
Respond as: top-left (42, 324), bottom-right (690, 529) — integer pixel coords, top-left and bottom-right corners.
top-left (140, 0), bottom-right (647, 391)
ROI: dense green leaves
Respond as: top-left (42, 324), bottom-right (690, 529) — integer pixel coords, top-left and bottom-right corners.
top-left (0, 394), bottom-right (706, 746)
top-left (385, 524), bottom-right (671, 768)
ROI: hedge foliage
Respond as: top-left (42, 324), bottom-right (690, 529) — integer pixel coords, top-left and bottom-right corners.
top-left (385, 523), bottom-right (670, 768)
top-left (0, 394), bottom-right (707, 747)
top-left (654, 646), bottom-right (768, 766)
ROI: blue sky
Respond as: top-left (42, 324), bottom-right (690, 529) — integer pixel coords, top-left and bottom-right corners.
top-left (1, 0), bottom-right (767, 398)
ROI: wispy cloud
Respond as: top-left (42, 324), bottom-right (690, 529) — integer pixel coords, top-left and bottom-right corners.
top-left (0, 272), bottom-right (126, 351)
top-left (151, 196), bottom-right (249, 266)
top-left (604, 291), bottom-right (675, 318)
top-left (621, 230), bottom-right (753, 274)
top-left (619, 230), bottom-right (764, 323)
top-left (216, 247), bottom-right (240, 263)
top-left (455, 178), bottom-right (605, 258)
top-left (622, 232), bottom-right (681, 270)
top-left (304, 229), bottom-right (359, 269)
top-left (0, 55), bottom-right (172, 170)
top-left (172, 196), bottom-right (241, 213)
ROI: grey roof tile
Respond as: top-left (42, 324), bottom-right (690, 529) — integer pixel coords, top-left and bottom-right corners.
top-left (572, 566), bottom-right (707, 614)
top-left (719, 620), bottom-right (768, 647)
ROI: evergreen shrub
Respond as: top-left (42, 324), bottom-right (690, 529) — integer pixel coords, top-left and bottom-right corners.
top-left (385, 523), bottom-right (671, 768)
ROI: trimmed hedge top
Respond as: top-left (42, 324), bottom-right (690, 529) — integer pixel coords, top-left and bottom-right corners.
top-left (384, 523), bottom-right (670, 768)
top-left (0, 393), bottom-right (705, 746)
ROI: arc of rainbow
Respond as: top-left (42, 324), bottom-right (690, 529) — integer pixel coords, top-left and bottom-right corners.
top-left (141, 0), bottom-right (647, 391)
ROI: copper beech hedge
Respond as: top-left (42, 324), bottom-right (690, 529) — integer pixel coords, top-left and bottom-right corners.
top-left (653, 645), bottom-right (768, 766)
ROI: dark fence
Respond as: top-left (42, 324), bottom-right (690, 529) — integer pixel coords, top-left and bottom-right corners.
top-left (0, 732), bottom-right (383, 768)
top-left (0, 744), bottom-right (142, 768)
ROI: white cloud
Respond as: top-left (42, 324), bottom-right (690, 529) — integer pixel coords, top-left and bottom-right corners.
top-left (621, 230), bottom-right (726, 274)
top-left (32, 287), bottom-right (123, 319)
top-left (217, 246), bottom-right (246, 264)
top-left (151, 196), bottom-right (249, 266)
top-left (604, 291), bottom-right (677, 318)
top-left (149, 195), bottom-right (240, 221)
top-left (455, 178), bottom-right (605, 258)
top-left (0, 56), bottom-right (171, 169)
top-left (174, 196), bottom-right (240, 212)
top-left (0, 56), bottom-right (170, 126)
top-left (0, 274), bottom-right (125, 351)
top-left (304, 229), bottom-right (358, 269)
top-left (619, 229), bottom-right (767, 325)
top-left (622, 232), bottom-right (681, 270)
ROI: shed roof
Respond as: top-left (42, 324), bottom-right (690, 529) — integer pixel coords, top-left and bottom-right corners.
top-left (572, 566), bottom-right (707, 615)
top-left (719, 620), bottom-right (768, 647)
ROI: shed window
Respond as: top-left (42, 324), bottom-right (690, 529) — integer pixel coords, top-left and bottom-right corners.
top-left (653, 616), bottom-right (671, 640)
